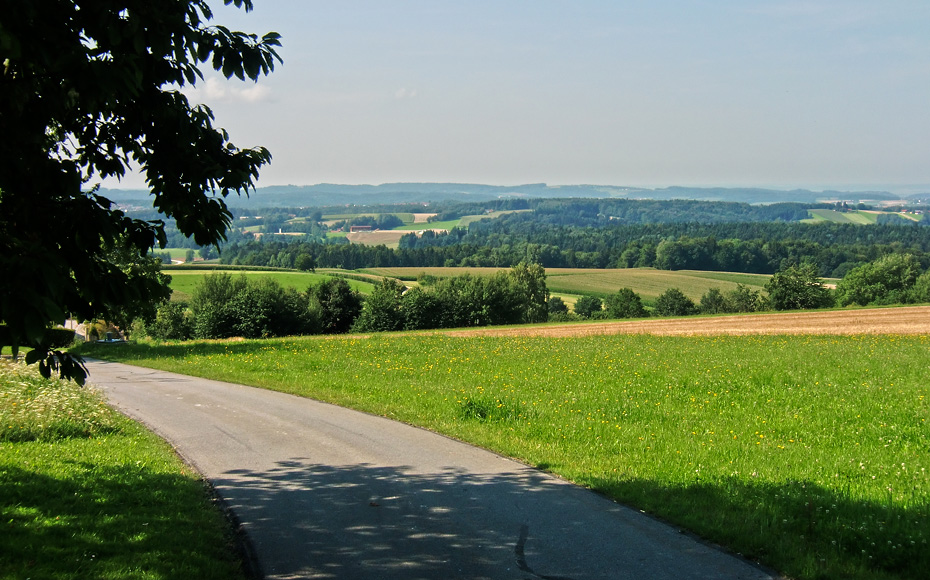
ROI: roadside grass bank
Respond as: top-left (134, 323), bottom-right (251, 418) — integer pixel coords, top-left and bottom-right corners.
top-left (79, 333), bottom-right (929, 580)
top-left (0, 361), bottom-right (246, 580)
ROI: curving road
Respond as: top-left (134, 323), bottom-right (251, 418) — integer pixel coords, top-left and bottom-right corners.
top-left (87, 359), bottom-right (776, 580)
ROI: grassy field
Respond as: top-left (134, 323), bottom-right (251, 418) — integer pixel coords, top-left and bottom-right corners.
top-left (81, 331), bottom-right (929, 580)
top-left (157, 247), bottom-right (197, 262)
top-left (806, 210), bottom-right (878, 224)
top-left (363, 267), bottom-right (772, 301)
top-left (167, 269), bottom-right (376, 301)
top-left (393, 218), bottom-right (461, 231)
top-left (322, 212), bottom-right (416, 224)
top-left (0, 360), bottom-right (245, 580)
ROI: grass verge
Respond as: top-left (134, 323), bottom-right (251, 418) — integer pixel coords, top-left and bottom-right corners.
top-left (0, 360), bottom-right (246, 580)
top-left (79, 333), bottom-right (929, 580)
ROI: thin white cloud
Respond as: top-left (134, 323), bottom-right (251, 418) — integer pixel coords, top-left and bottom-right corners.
top-left (186, 77), bottom-right (273, 104)
top-left (394, 87), bottom-right (418, 99)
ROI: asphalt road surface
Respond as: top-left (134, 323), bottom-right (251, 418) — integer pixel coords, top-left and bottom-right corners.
top-left (87, 359), bottom-right (777, 580)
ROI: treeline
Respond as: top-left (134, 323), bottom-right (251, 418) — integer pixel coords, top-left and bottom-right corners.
top-left (428, 198), bottom-right (818, 225)
top-left (220, 221), bottom-right (930, 277)
top-left (139, 254), bottom-right (930, 342)
top-left (140, 264), bottom-right (548, 340)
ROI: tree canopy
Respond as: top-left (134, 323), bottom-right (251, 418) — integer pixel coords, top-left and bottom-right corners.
top-left (0, 0), bottom-right (281, 382)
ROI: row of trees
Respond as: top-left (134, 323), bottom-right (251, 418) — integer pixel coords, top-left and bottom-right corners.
top-left (220, 221), bottom-right (930, 278)
top-left (144, 273), bottom-right (364, 341)
top-left (554, 283), bottom-right (767, 322)
top-left (142, 264), bottom-right (548, 340)
top-left (141, 253), bottom-right (930, 342)
top-left (557, 256), bottom-right (930, 322)
top-left (353, 263), bottom-right (548, 332)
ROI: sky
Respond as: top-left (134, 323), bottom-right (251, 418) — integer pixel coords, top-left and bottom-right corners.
top-left (104, 0), bottom-right (930, 193)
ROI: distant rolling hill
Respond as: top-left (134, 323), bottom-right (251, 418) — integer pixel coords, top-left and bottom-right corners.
top-left (98, 183), bottom-right (909, 208)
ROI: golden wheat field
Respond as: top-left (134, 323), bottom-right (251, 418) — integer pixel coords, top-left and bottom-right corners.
top-left (439, 305), bottom-right (930, 338)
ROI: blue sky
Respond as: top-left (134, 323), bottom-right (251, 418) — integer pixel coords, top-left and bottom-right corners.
top-left (107, 1), bottom-right (930, 192)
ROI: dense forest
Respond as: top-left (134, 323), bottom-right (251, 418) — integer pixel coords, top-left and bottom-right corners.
top-left (220, 221), bottom-right (930, 278)
top-left (118, 197), bottom-right (930, 277)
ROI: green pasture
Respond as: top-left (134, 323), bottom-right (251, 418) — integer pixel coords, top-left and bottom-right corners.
top-left (459, 209), bottom-right (531, 227)
top-left (0, 361), bottom-right (245, 579)
top-left (806, 209), bottom-right (922, 225)
top-left (545, 268), bottom-right (771, 301)
top-left (166, 269), bottom-right (376, 301)
top-left (392, 210), bottom-right (529, 231)
top-left (322, 212), bottom-right (416, 224)
top-left (81, 333), bottom-right (929, 580)
top-left (360, 266), bottom-right (505, 280)
top-left (393, 218), bottom-right (461, 231)
top-left (156, 247), bottom-right (196, 262)
top-left (806, 210), bottom-right (877, 225)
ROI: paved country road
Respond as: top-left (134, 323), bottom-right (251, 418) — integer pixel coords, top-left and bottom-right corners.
top-left (87, 359), bottom-right (777, 580)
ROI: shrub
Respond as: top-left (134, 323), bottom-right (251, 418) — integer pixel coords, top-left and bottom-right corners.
top-left (548, 297), bottom-right (568, 314)
top-left (573, 295), bottom-right (603, 318)
top-left (654, 288), bottom-right (697, 316)
top-left (148, 302), bottom-right (192, 341)
top-left (835, 254), bottom-right (923, 306)
top-left (353, 278), bottom-right (406, 332)
top-left (699, 287), bottom-right (730, 314)
top-left (308, 278), bottom-right (361, 334)
top-left (727, 284), bottom-right (767, 313)
top-left (765, 263), bottom-right (834, 310)
top-left (605, 288), bottom-right (648, 318)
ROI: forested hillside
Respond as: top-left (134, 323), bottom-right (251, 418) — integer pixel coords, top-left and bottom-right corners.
top-left (209, 198), bottom-right (926, 275)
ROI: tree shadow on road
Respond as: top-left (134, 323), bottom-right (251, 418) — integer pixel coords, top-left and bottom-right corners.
top-left (215, 458), bottom-right (769, 580)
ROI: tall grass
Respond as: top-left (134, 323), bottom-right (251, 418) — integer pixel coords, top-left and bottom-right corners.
top-left (0, 361), bottom-right (246, 580)
top-left (82, 333), bottom-right (929, 580)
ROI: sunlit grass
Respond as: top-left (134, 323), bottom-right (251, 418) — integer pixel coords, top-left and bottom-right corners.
top-left (0, 361), bottom-right (245, 579)
top-left (81, 333), bottom-right (929, 580)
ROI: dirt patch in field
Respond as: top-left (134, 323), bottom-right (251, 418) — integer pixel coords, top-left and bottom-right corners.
top-left (412, 213), bottom-right (437, 223)
top-left (439, 306), bottom-right (930, 338)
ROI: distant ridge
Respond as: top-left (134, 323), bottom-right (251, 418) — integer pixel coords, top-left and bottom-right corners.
top-left (99, 183), bottom-right (916, 208)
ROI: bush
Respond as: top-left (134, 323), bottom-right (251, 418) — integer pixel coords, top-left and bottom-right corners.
top-left (699, 287), bottom-right (729, 314)
top-left (401, 286), bottom-right (445, 330)
top-left (189, 273), bottom-right (317, 339)
top-left (308, 278), bottom-right (361, 334)
top-left (605, 288), bottom-right (648, 318)
top-left (573, 295), bottom-right (603, 318)
top-left (548, 311), bottom-right (579, 322)
top-left (727, 284), bottom-right (767, 313)
top-left (148, 302), bottom-right (192, 341)
top-left (548, 297), bottom-right (568, 314)
top-left (42, 328), bottom-right (76, 349)
top-left (835, 254), bottom-right (923, 307)
top-left (911, 271), bottom-right (930, 303)
top-left (765, 264), bottom-right (834, 310)
top-left (654, 288), bottom-right (697, 316)
top-left (353, 278), bottom-right (406, 332)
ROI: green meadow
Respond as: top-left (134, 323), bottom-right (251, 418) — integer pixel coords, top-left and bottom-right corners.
top-left (81, 332), bottom-right (929, 580)
top-left (0, 361), bottom-right (245, 580)
top-left (166, 269), bottom-right (376, 301)
top-left (803, 210), bottom-right (919, 225)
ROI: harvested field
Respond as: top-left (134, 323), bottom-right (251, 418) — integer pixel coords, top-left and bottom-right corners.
top-left (345, 230), bottom-right (409, 247)
top-left (440, 306), bottom-right (930, 338)
top-left (412, 213), bottom-right (437, 223)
